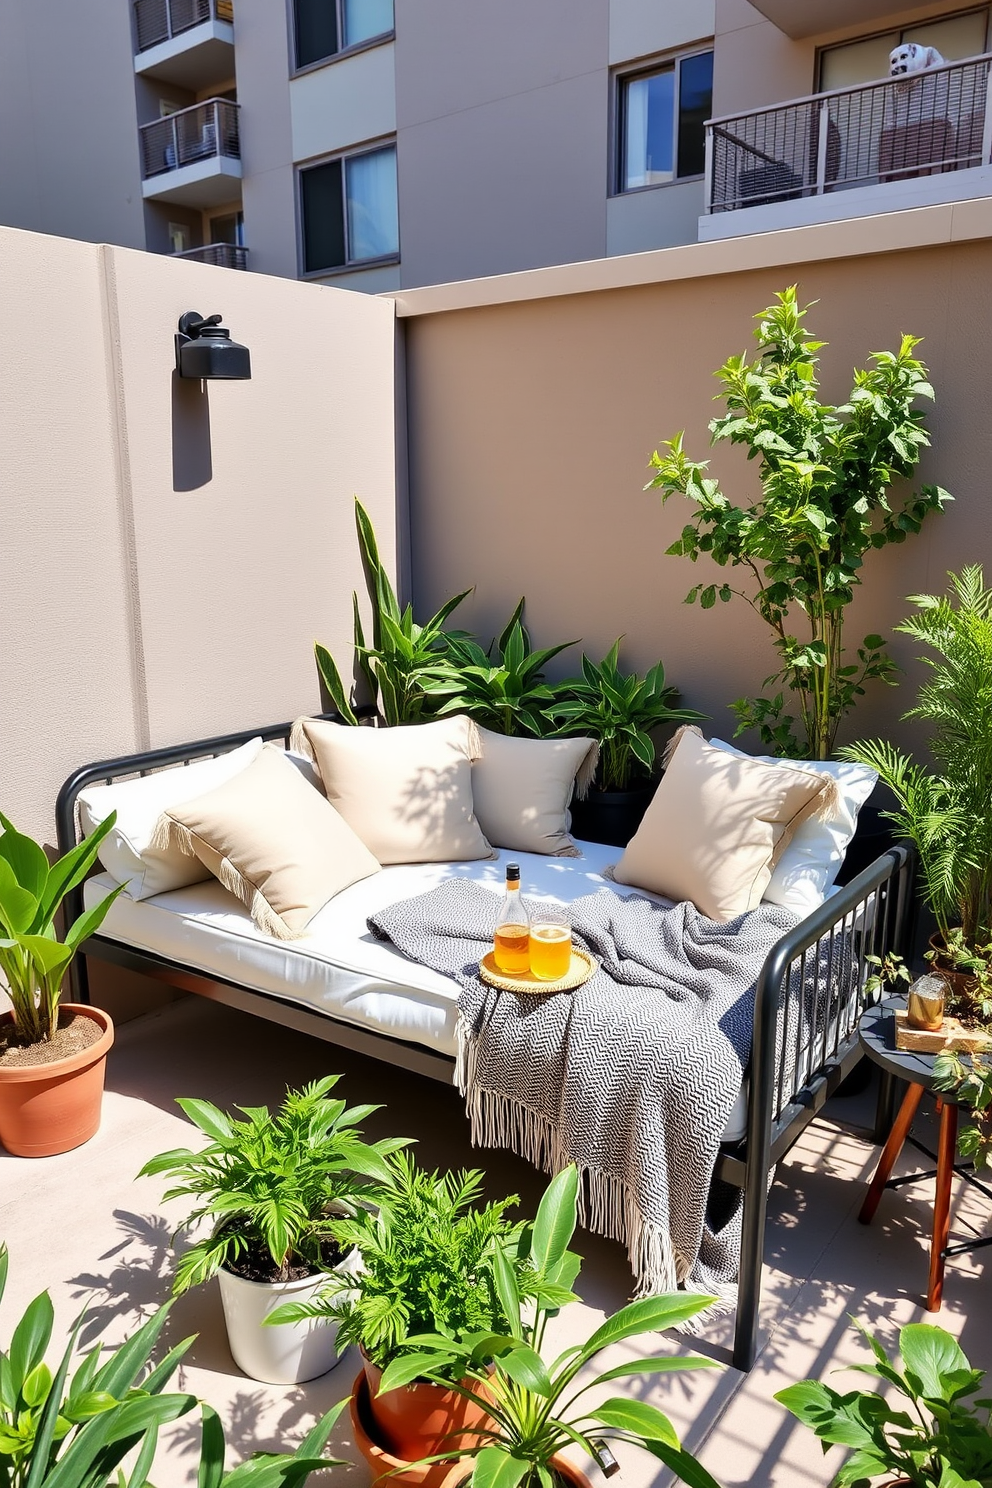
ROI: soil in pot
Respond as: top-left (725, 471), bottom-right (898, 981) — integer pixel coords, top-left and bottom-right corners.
top-left (0, 1004), bottom-right (113, 1158)
top-left (362, 1353), bottom-right (492, 1461)
top-left (221, 1233), bottom-right (350, 1285)
top-left (0, 1012), bottom-right (103, 1067)
top-left (928, 934), bottom-right (987, 1025)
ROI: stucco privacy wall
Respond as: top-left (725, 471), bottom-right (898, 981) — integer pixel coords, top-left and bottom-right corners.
top-left (399, 224), bottom-right (992, 757)
top-left (1, 226), bottom-right (397, 844)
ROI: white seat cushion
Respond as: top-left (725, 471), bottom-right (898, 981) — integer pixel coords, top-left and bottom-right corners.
top-left (84, 842), bottom-right (749, 1141)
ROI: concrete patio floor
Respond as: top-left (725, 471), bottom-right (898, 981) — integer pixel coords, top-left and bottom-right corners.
top-left (2, 995), bottom-right (990, 1488)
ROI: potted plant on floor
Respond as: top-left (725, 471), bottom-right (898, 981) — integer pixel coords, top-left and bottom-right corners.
top-left (776, 1319), bottom-right (992, 1486)
top-left (379, 1166), bottom-right (723, 1488)
top-left (546, 640), bottom-right (706, 846)
top-left (842, 567), bottom-right (992, 1021)
top-left (0, 1241), bottom-right (348, 1488)
top-left (139, 1075), bottom-right (410, 1385)
top-left (0, 811), bottom-right (125, 1157)
top-left (646, 286), bottom-right (950, 762)
top-left (271, 1153), bottom-right (523, 1482)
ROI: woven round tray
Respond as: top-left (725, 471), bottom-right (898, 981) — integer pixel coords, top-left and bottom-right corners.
top-left (478, 948), bottom-right (596, 995)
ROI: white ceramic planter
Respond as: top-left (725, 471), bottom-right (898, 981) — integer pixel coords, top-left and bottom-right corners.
top-left (217, 1245), bottom-right (360, 1385)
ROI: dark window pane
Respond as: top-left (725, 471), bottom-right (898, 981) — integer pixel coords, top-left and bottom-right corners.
top-left (301, 159), bottom-right (345, 271)
top-left (677, 50), bottom-right (713, 177)
top-left (295, 0), bottom-right (338, 68)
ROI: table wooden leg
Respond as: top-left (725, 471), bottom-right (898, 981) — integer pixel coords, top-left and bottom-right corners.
top-left (927, 1099), bottom-right (958, 1311)
top-left (859, 1082), bottom-right (925, 1226)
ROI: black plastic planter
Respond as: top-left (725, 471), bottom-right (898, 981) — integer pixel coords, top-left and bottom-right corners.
top-left (569, 782), bottom-right (658, 848)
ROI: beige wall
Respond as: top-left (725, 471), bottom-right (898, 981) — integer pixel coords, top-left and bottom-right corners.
top-left (402, 236), bottom-right (992, 760)
top-left (0, 226), bottom-right (397, 845)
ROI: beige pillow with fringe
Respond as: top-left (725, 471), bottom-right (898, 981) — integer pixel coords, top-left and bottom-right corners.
top-left (292, 714), bottom-right (494, 865)
top-left (471, 730), bottom-right (599, 857)
top-left (152, 743), bottom-right (381, 939)
top-left (607, 726), bottom-right (838, 922)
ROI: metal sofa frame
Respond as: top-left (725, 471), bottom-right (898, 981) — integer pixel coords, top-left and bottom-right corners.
top-left (55, 716), bottom-right (914, 1373)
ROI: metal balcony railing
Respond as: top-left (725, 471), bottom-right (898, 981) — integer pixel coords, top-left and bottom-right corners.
top-left (174, 243), bottom-right (248, 269)
top-left (706, 52), bottom-right (992, 213)
top-left (140, 99), bottom-right (240, 179)
top-left (134, 0), bottom-right (233, 53)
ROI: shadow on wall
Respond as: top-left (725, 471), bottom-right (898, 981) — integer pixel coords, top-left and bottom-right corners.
top-left (171, 371), bottom-right (212, 491)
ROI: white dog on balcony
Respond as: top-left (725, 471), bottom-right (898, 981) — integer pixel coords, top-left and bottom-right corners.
top-left (889, 42), bottom-right (945, 75)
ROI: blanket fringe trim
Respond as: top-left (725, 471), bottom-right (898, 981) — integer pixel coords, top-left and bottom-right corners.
top-left (454, 1021), bottom-right (737, 1326)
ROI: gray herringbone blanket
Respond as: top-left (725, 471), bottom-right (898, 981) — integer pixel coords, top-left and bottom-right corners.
top-left (368, 878), bottom-right (803, 1309)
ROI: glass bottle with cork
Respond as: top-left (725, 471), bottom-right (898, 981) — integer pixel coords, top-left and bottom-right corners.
top-left (493, 862), bottom-right (530, 976)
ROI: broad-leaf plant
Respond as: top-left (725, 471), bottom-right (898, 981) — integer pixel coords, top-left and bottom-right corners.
top-left (372, 1166), bottom-right (723, 1488)
top-left (0, 814), bottom-right (125, 1047)
top-left (776, 1319), bottom-right (992, 1487)
top-left (647, 286), bottom-right (950, 759)
top-left (139, 1075), bottom-right (410, 1292)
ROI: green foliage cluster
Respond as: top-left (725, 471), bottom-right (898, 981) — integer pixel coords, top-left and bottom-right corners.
top-left (777, 1320), bottom-right (992, 1488)
top-left (420, 601), bottom-right (577, 738)
top-left (316, 500), bottom-right (473, 728)
top-left (935, 1045), bottom-right (992, 1171)
top-left (0, 1243), bottom-right (345, 1488)
top-left (646, 286), bottom-right (950, 759)
top-left (545, 640), bottom-right (704, 791)
top-left (376, 1166), bottom-right (721, 1488)
top-left (271, 1153), bottom-right (520, 1374)
top-left (0, 816), bottom-right (124, 1046)
top-left (842, 567), bottom-right (992, 951)
top-left (139, 1076), bottom-right (409, 1292)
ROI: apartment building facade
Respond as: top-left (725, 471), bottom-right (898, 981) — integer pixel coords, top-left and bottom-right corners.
top-left (1, 0), bottom-right (990, 288)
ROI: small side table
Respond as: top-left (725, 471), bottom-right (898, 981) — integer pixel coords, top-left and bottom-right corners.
top-left (858, 998), bottom-right (992, 1309)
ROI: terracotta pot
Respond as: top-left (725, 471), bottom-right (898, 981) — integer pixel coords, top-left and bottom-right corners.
top-left (0, 1005), bottom-right (114, 1158)
top-left (349, 1370), bottom-right (475, 1488)
top-left (361, 1353), bottom-right (492, 1461)
top-left (928, 934), bottom-right (982, 1008)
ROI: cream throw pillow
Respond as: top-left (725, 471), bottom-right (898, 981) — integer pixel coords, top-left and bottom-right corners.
top-left (78, 737), bottom-right (264, 900)
top-left (291, 714), bottom-right (494, 865)
top-left (609, 728), bottom-right (837, 922)
top-left (151, 744), bottom-right (381, 939)
top-left (471, 730), bottom-right (599, 856)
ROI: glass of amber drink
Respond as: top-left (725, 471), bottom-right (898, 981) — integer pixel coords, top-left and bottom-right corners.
top-left (529, 906), bottom-right (572, 981)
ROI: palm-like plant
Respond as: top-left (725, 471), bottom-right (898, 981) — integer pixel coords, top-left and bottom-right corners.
top-left (138, 1075), bottom-right (410, 1293)
top-left (270, 1152), bottom-right (521, 1375)
top-left (316, 499), bottom-right (473, 726)
top-left (0, 813), bottom-right (125, 1046)
top-left (421, 601), bottom-right (577, 737)
top-left (842, 566), bottom-right (992, 951)
top-left (546, 641), bottom-right (705, 792)
top-left (377, 1166), bottom-right (722, 1488)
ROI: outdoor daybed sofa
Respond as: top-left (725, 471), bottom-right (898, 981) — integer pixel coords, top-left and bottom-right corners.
top-left (56, 713), bottom-right (914, 1373)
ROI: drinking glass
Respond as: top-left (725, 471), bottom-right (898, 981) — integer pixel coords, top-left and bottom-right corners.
top-left (529, 905), bottom-right (572, 981)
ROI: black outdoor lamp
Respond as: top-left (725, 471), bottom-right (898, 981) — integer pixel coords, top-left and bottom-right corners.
top-left (175, 310), bottom-right (252, 380)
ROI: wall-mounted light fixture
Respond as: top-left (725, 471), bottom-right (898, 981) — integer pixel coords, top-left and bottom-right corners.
top-left (175, 310), bottom-right (252, 380)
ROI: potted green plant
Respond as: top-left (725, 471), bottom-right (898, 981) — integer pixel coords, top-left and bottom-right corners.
top-left (420, 601), bottom-right (577, 737)
top-left (546, 640), bottom-right (706, 846)
top-left (316, 498), bottom-right (474, 726)
top-left (842, 567), bottom-right (992, 1012)
top-left (271, 1153), bottom-right (523, 1474)
top-left (776, 1319), bottom-right (992, 1486)
top-left (0, 1241), bottom-right (347, 1488)
top-left (377, 1166), bottom-right (723, 1488)
top-left (138, 1075), bottom-right (410, 1385)
top-left (646, 285), bottom-right (949, 762)
top-left (0, 812), bottom-right (125, 1158)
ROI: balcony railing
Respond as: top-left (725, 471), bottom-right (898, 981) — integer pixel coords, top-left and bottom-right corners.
top-left (134, 0), bottom-right (233, 53)
top-left (706, 52), bottom-right (992, 213)
top-left (140, 99), bottom-right (240, 179)
top-left (173, 243), bottom-right (248, 269)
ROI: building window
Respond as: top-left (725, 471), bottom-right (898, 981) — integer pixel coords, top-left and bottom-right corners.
top-left (209, 211), bottom-right (245, 246)
top-left (618, 49), bottom-right (714, 191)
top-left (293, 0), bottom-right (393, 69)
top-left (819, 8), bottom-right (989, 90)
top-left (300, 143), bottom-right (398, 273)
